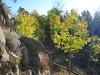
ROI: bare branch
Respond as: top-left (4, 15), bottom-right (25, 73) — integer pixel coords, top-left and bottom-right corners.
top-left (49, 60), bottom-right (80, 75)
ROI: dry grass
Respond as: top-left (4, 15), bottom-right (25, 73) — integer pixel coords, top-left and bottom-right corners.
top-left (51, 70), bottom-right (76, 75)
top-left (2, 27), bottom-right (21, 52)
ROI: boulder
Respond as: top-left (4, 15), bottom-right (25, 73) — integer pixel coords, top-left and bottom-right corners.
top-left (39, 52), bottom-right (50, 74)
top-left (20, 36), bottom-right (45, 53)
top-left (1, 48), bottom-right (9, 62)
top-left (0, 26), bottom-right (5, 48)
top-left (20, 43), bottom-right (29, 66)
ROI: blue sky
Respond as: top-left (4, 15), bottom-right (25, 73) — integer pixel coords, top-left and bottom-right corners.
top-left (3, 0), bottom-right (68, 15)
top-left (3, 0), bottom-right (100, 15)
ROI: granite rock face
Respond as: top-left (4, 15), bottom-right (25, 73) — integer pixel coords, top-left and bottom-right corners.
top-left (0, 26), bottom-right (50, 75)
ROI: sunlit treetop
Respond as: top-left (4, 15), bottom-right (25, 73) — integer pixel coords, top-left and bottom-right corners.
top-left (16, 10), bottom-right (39, 39)
top-left (49, 9), bottom-right (90, 53)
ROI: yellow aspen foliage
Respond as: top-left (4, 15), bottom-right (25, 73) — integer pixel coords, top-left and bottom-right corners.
top-left (49, 9), bottom-right (90, 53)
top-left (16, 10), bottom-right (39, 38)
top-left (90, 35), bottom-right (100, 62)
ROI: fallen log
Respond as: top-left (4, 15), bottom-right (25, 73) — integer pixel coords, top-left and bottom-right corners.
top-left (44, 50), bottom-right (80, 75)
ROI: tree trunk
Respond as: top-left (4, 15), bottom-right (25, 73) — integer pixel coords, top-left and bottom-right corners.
top-left (69, 34), bottom-right (72, 75)
top-left (69, 50), bottom-right (71, 75)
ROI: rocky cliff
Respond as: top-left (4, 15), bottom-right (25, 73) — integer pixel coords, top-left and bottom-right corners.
top-left (0, 26), bottom-right (50, 75)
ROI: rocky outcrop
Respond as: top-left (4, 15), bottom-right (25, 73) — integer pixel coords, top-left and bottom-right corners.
top-left (1, 48), bottom-right (9, 63)
top-left (0, 26), bottom-right (5, 50)
top-left (0, 26), bottom-right (51, 75)
top-left (20, 36), bottom-right (46, 53)
top-left (20, 43), bottom-right (29, 66)
top-left (20, 36), bottom-right (51, 75)
top-left (39, 52), bottom-right (51, 75)
top-left (0, 2), bottom-right (51, 74)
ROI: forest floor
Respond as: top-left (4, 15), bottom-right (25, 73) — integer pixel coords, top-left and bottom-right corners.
top-left (51, 71), bottom-right (76, 75)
